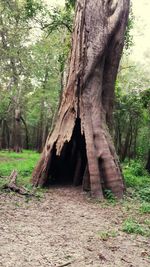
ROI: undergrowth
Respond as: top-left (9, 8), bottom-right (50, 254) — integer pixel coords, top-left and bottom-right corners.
top-left (123, 160), bottom-right (150, 202)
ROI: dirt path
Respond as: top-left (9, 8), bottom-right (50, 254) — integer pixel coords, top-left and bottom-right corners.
top-left (0, 187), bottom-right (150, 267)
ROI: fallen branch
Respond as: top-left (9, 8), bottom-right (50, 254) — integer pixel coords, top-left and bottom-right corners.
top-left (0, 175), bottom-right (8, 179)
top-left (2, 170), bottom-right (34, 197)
top-left (56, 261), bottom-right (73, 267)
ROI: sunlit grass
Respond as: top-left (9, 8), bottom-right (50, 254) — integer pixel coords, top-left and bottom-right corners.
top-left (0, 150), bottom-right (40, 188)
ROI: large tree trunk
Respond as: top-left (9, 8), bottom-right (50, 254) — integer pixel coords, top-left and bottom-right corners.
top-left (33, 0), bottom-right (130, 199)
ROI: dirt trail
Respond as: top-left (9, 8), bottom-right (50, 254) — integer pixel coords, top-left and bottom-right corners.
top-left (0, 187), bottom-right (150, 267)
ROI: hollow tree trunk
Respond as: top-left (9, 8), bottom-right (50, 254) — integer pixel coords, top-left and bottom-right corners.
top-left (33, 0), bottom-right (130, 199)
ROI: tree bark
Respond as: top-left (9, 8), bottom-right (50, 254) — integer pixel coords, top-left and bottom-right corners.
top-left (21, 116), bottom-right (29, 150)
top-left (33, 0), bottom-right (130, 199)
top-left (13, 108), bottom-right (22, 152)
top-left (146, 149), bottom-right (150, 174)
top-left (121, 121), bottom-right (132, 161)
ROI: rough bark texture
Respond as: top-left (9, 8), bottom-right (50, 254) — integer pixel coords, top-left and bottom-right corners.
top-left (33, 0), bottom-right (130, 199)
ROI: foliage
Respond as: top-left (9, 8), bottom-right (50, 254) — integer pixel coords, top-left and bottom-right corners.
top-left (0, 0), bottom-right (70, 151)
top-left (45, 6), bottom-right (74, 33)
top-left (123, 160), bottom-right (150, 198)
top-left (104, 189), bottom-right (116, 204)
top-left (122, 218), bottom-right (150, 237)
top-left (139, 202), bottom-right (150, 214)
top-left (138, 188), bottom-right (150, 203)
top-left (114, 58), bottom-right (150, 161)
top-left (124, 2), bottom-right (134, 52)
top-left (65, 0), bottom-right (76, 9)
top-left (24, 0), bottom-right (43, 19)
top-left (123, 161), bottom-right (149, 185)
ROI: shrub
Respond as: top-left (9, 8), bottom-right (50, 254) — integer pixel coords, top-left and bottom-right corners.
top-left (123, 160), bottom-right (150, 202)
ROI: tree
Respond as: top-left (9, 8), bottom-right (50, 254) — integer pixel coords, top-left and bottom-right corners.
top-left (142, 88), bottom-right (150, 173)
top-left (114, 61), bottom-right (150, 163)
top-left (0, 0), bottom-right (36, 151)
top-left (114, 91), bottom-right (143, 161)
top-left (32, 0), bottom-right (130, 199)
top-left (0, 0), bottom-right (49, 152)
top-left (26, 33), bottom-right (62, 151)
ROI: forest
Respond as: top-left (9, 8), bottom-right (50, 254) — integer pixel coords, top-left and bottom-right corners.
top-left (0, 1), bottom-right (150, 267)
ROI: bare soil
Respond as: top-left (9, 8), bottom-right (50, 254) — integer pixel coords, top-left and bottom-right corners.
top-left (0, 187), bottom-right (150, 267)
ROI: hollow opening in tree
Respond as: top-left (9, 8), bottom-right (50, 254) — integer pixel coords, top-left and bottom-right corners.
top-left (45, 118), bottom-right (87, 187)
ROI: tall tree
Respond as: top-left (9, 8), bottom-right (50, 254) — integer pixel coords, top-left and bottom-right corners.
top-left (0, 0), bottom-right (47, 151)
top-left (0, 0), bottom-right (33, 151)
top-left (33, 0), bottom-right (130, 199)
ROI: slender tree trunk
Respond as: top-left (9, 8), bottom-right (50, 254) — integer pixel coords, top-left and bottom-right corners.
top-left (121, 121), bottom-right (131, 162)
top-left (42, 123), bottom-right (48, 150)
top-left (146, 149), bottom-right (150, 173)
top-left (0, 119), bottom-right (10, 149)
top-left (133, 126), bottom-right (138, 158)
top-left (5, 120), bottom-right (10, 150)
top-left (0, 120), bottom-right (3, 149)
top-left (128, 124), bottom-right (133, 161)
top-left (33, 0), bottom-right (130, 199)
top-left (21, 116), bottom-right (29, 150)
top-left (114, 118), bottom-right (122, 156)
top-left (13, 109), bottom-right (22, 152)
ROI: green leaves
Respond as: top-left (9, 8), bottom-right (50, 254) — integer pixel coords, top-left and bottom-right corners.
top-left (124, 2), bottom-right (134, 52)
top-left (46, 7), bottom-right (73, 34)
top-left (65, 0), bottom-right (76, 9)
top-left (24, 0), bottom-right (43, 19)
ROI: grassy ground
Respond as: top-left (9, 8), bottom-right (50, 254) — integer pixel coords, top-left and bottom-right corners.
top-left (0, 150), bottom-right (40, 189)
top-left (0, 150), bottom-right (150, 238)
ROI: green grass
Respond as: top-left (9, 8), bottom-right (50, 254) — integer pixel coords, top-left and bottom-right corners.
top-left (104, 189), bottom-right (116, 204)
top-left (144, 219), bottom-right (150, 226)
top-left (122, 160), bottom-right (150, 202)
top-left (97, 230), bottom-right (118, 240)
top-left (122, 218), bottom-right (150, 237)
top-left (0, 150), bottom-right (40, 188)
top-left (139, 202), bottom-right (150, 214)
